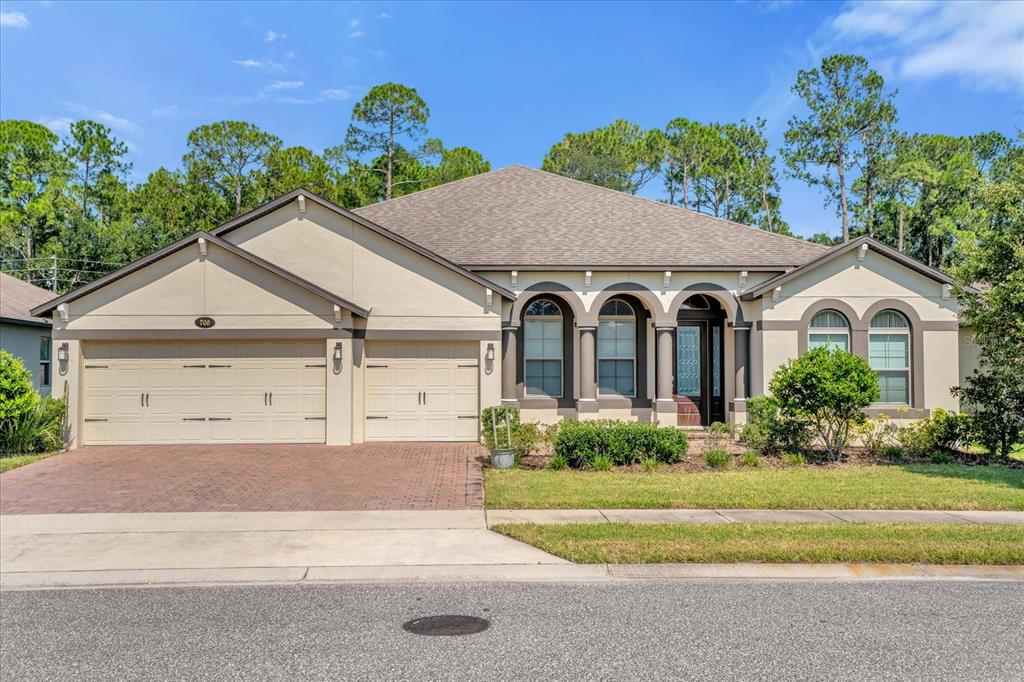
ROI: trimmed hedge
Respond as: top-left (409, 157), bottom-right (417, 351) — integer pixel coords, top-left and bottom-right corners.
top-left (553, 419), bottom-right (688, 469)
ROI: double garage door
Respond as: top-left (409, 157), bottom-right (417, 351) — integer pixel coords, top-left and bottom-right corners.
top-left (363, 342), bottom-right (479, 441)
top-left (82, 341), bottom-right (326, 445)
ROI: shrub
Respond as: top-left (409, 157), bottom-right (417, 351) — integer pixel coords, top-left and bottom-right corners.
top-left (548, 453), bottom-right (568, 470)
top-left (641, 456), bottom-right (660, 472)
top-left (589, 454), bottom-right (614, 471)
top-left (1, 396), bottom-right (65, 455)
top-left (896, 409), bottom-right (964, 458)
top-left (781, 452), bottom-right (806, 467)
top-left (882, 445), bottom-right (904, 462)
top-left (740, 450), bottom-right (761, 468)
top-left (480, 406), bottom-right (544, 463)
top-left (0, 350), bottom-right (38, 423)
top-left (704, 449), bottom-right (730, 470)
top-left (857, 415), bottom-right (898, 458)
top-left (770, 347), bottom-right (879, 460)
top-left (553, 420), bottom-right (688, 468)
top-left (740, 395), bottom-right (813, 455)
top-left (930, 451), bottom-right (953, 465)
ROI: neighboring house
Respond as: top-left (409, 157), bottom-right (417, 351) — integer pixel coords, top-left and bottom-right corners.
top-left (1, 272), bottom-right (54, 397)
top-left (31, 166), bottom-right (972, 449)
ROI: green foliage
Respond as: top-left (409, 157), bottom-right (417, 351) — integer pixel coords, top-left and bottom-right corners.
top-left (641, 456), bottom-right (661, 472)
top-left (542, 119), bottom-right (663, 194)
top-left (1, 396), bottom-right (65, 454)
top-left (553, 420), bottom-right (688, 469)
top-left (781, 452), bottom-right (806, 467)
top-left (740, 451), bottom-right (762, 468)
top-left (783, 54), bottom-right (897, 242)
top-left (704, 449), bottom-right (731, 470)
top-left (589, 454), bottom-right (614, 471)
top-left (481, 405), bottom-right (521, 450)
top-left (0, 350), bottom-right (38, 422)
top-left (856, 414), bottom-right (899, 458)
top-left (892, 410), bottom-right (963, 458)
top-left (770, 347), bottom-right (879, 460)
top-left (184, 121), bottom-right (282, 215)
top-left (548, 453), bottom-right (568, 470)
top-left (740, 395), bottom-right (812, 455)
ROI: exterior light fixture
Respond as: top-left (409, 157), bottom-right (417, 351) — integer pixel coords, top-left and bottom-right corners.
top-left (485, 343), bottom-right (495, 363)
top-left (57, 343), bottom-right (69, 362)
top-left (333, 341), bottom-right (343, 375)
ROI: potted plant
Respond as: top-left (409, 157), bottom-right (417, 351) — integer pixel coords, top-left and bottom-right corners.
top-left (488, 408), bottom-right (515, 469)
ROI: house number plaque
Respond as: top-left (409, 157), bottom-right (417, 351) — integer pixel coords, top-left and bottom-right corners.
top-left (194, 316), bottom-right (216, 329)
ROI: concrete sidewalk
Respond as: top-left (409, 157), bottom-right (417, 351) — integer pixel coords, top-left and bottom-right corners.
top-left (486, 509), bottom-right (1024, 526)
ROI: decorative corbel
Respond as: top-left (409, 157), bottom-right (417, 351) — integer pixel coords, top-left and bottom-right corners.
top-left (772, 286), bottom-right (781, 302)
top-left (486, 288), bottom-right (493, 307)
top-left (297, 194), bottom-right (306, 213)
top-left (57, 303), bottom-right (69, 322)
top-left (510, 270), bottom-right (518, 287)
top-left (857, 243), bottom-right (868, 262)
top-left (739, 271), bottom-right (748, 288)
top-left (942, 283), bottom-right (951, 300)
top-left (197, 237), bottom-right (207, 258)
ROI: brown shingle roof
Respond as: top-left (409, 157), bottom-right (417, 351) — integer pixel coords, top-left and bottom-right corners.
top-left (354, 165), bottom-right (828, 269)
top-left (0, 273), bottom-right (53, 326)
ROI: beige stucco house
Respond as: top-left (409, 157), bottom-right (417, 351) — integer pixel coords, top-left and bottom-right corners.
top-left (32, 165), bottom-right (972, 449)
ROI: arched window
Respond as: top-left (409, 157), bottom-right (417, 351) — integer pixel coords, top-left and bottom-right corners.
top-left (524, 298), bottom-right (562, 397)
top-left (809, 309), bottom-right (850, 352)
top-left (869, 309), bottom-right (911, 404)
top-left (597, 298), bottom-right (636, 397)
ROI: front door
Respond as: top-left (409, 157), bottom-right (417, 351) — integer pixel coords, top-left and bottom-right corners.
top-left (674, 322), bottom-right (725, 425)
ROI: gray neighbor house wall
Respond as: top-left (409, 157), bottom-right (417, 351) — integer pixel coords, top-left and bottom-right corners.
top-left (1, 273), bottom-right (55, 396)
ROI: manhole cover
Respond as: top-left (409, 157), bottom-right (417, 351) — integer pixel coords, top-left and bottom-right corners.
top-left (402, 615), bottom-right (491, 636)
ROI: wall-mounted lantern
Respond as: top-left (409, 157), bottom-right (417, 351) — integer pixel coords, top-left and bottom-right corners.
top-left (333, 341), bottom-right (343, 374)
top-left (485, 342), bottom-right (495, 375)
top-left (58, 342), bottom-right (69, 376)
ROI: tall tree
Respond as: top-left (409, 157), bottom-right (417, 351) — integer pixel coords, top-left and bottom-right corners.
top-left (542, 119), bottom-right (663, 194)
top-left (783, 54), bottom-right (896, 242)
top-left (339, 83), bottom-right (434, 201)
top-left (184, 121), bottom-right (281, 216)
top-left (62, 120), bottom-right (130, 217)
top-left (431, 146), bottom-right (491, 186)
top-left (257, 146), bottom-right (341, 202)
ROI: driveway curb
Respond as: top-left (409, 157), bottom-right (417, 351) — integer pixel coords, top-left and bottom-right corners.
top-left (3, 562), bottom-right (1022, 590)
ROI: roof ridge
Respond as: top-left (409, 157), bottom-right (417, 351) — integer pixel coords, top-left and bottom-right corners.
top-left (352, 165), bottom-right (518, 212)
top-left (517, 165), bottom-right (830, 250)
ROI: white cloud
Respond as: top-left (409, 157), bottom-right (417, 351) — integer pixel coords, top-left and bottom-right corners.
top-left (151, 105), bottom-right (201, 118)
top-left (37, 117), bottom-right (73, 135)
top-left (350, 30), bottom-right (364, 38)
top-left (377, 12), bottom-right (390, 19)
top-left (65, 103), bottom-right (141, 134)
top-left (233, 58), bottom-right (285, 72)
top-left (319, 88), bottom-right (350, 100)
top-left (278, 88), bottom-right (351, 105)
top-left (0, 10), bottom-right (29, 28)
top-left (267, 80), bottom-right (303, 90)
top-left (265, 30), bottom-right (284, 42)
top-left (349, 18), bottom-right (361, 28)
top-left (832, 1), bottom-right (1024, 91)
top-left (285, 50), bottom-right (297, 60)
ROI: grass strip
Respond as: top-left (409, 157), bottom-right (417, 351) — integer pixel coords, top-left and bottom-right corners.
top-left (0, 452), bottom-right (58, 474)
top-left (485, 465), bottom-right (1024, 511)
top-left (492, 522), bottom-right (1024, 564)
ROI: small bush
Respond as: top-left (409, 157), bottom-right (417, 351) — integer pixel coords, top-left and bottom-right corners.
top-left (641, 456), bottom-right (660, 472)
top-left (480, 406), bottom-right (544, 464)
top-left (0, 350), bottom-right (38, 424)
top-left (882, 445), bottom-right (904, 462)
top-left (589, 454), bottom-right (614, 471)
top-left (896, 409), bottom-right (964, 458)
top-left (781, 452), bottom-right (806, 467)
top-left (548, 453), bottom-right (568, 470)
top-left (704, 449), bottom-right (731, 470)
top-left (740, 395), bottom-right (813, 456)
top-left (553, 420), bottom-right (688, 469)
top-left (1, 396), bottom-right (65, 455)
top-left (930, 451), bottom-right (953, 465)
top-left (857, 415), bottom-right (898, 458)
top-left (740, 450), bottom-right (761, 468)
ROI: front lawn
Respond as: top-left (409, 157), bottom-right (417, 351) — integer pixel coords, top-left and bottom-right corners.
top-left (485, 464), bottom-right (1024, 510)
top-left (0, 452), bottom-right (58, 474)
top-left (493, 522), bottom-right (1024, 564)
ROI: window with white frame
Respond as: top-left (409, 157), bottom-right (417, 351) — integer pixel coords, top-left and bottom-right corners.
top-left (808, 309), bottom-right (850, 352)
top-left (597, 299), bottom-right (636, 397)
top-left (524, 298), bottom-right (563, 398)
top-left (869, 309), bottom-right (910, 404)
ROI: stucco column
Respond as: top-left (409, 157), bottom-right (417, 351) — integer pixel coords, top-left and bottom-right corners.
top-left (501, 326), bottom-right (518, 405)
top-left (578, 326), bottom-right (598, 414)
top-left (654, 327), bottom-right (677, 426)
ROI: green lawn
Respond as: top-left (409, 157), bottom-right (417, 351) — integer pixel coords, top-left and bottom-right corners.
top-left (485, 465), bottom-right (1024, 511)
top-left (0, 452), bottom-right (58, 474)
top-left (493, 522), bottom-right (1024, 564)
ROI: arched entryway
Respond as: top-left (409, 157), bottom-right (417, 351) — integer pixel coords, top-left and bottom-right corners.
top-left (673, 294), bottom-right (727, 425)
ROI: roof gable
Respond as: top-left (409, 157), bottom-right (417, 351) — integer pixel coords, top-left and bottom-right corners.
top-left (0, 273), bottom-right (53, 326)
top-left (353, 165), bottom-right (829, 269)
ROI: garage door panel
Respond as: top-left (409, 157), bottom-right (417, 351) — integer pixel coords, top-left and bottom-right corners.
top-left (81, 341), bottom-right (325, 445)
top-left (454, 417), bottom-right (480, 440)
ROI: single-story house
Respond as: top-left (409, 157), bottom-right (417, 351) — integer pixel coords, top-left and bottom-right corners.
top-left (32, 165), bottom-right (975, 448)
top-left (1, 272), bottom-right (54, 396)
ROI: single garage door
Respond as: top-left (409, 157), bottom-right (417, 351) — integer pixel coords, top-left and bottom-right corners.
top-left (82, 341), bottom-right (326, 445)
top-left (364, 341), bottom-right (479, 441)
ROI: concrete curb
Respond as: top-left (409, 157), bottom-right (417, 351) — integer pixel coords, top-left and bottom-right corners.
top-left (486, 509), bottom-right (1024, 526)
top-left (3, 563), bottom-right (1022, 590)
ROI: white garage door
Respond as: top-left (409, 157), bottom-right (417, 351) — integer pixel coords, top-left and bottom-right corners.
top-left (82, 341), bottom-right (326, 445)
top-left (364, 341), bottom-right (479, 441)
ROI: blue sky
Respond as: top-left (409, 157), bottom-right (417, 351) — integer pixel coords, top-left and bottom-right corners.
top-left (1, 0), bottom-right (1022, 238)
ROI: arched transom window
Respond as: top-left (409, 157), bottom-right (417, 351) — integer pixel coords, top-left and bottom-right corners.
top-left (809, 309), bottom-right (850, 352)
top-left (869, 309), bottom-right (911, 404)
top-left (597, 298), bottom-right (636, 397)
top-left (524, 298), bottom-right (562, 397)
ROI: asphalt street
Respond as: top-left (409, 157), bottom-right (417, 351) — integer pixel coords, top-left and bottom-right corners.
top-left (2, 580), bottom-right (1022, 681)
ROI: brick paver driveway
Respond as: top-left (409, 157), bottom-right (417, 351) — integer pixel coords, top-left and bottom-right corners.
top-left (0, 443), bottom-right (485, 514)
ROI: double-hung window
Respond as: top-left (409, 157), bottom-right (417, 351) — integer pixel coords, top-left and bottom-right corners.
top-left (597, 299), bottom-right (636, 397)
top-left (808, 309), bottom-right (850, 351)
top-left (523, 299), bottom-right (562, 398)
top-left (869, 309), bottom-right (910, 404)
top-left (39, 336), bottom-right (51, 388)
